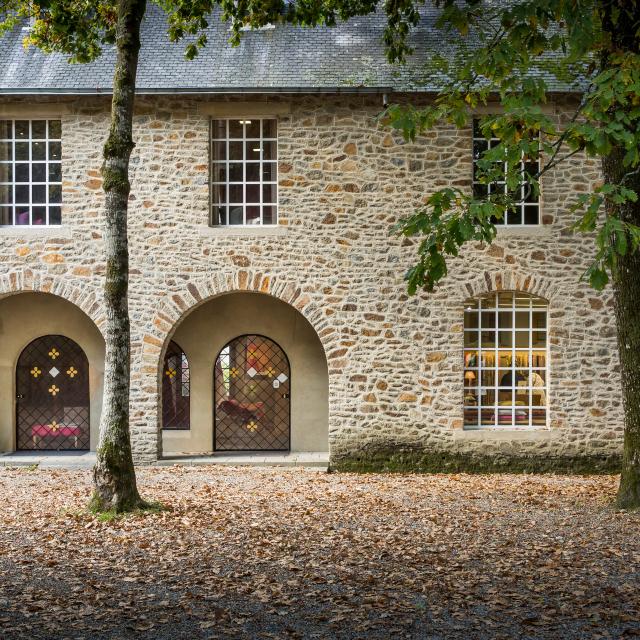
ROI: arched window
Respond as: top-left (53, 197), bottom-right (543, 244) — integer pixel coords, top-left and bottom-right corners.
top-left (463, 292), bottom-right (548, 429)
top-left (162, 341), bottom-right (190, 430)
top-left (16, 335), bottom-right (90, 450)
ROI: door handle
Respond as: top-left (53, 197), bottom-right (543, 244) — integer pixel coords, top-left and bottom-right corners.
top-left (282, 393), bottom-right (290, 399)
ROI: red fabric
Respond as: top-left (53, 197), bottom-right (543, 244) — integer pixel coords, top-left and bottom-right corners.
top-left (217, 399), bottom-right (264, 422)
top-left (32, 424), bottom-right (81, 437)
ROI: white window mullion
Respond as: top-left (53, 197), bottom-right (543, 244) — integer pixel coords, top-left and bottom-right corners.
top-left (259, 119), bottom-right (263, 225)
top-left (528, 299), bottom-right (533, 427)
top-left (45, 119), bottom-right (49, 226)
top-left (225, 119), bottom-right (230, 226)
top-left (28, 120), bottom-right (32, 226)
top-left (242, 120), bottom-right (246, 226)
top-left (12, 130), bottom-right (16, 225)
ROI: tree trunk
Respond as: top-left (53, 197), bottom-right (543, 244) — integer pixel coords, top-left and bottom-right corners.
top-left (600, 4), bottom-right (640, 509)
top-left (91, 0), bottom-right (147, 513)
top-left (602, 147), bottom-right (640, 509)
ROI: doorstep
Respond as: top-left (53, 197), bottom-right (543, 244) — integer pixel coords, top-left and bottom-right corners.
top-left (157, 451), bottom-right (329, 470)
top-left (0, 450), bottom-right (96, 469)
top-left (0, 451), bottom-right (330, 471)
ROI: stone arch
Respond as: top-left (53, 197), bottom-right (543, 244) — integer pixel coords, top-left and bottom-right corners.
top-left (145, 270), bottom-right (337, 372)
top-left (0, 269), bottom-right (106, 335)
top-left (459, 269), bottom-right (557, 305)
top-left (142, 271), bottom-right (337, 459)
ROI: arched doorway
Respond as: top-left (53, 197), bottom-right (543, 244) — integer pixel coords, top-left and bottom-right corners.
top-left (160, 291), bottom-right (328, 456)
top-left (214, 334), bottom-right (290, 451)
top-left (16, 335), bottom-right (90, 451)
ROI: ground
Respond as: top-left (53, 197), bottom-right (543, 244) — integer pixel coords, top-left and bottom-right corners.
top-left (0, 467), bottom-right (638, 640)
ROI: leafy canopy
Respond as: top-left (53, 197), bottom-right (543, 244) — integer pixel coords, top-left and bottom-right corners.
top-left (383, 0), bottom-right (640, 293)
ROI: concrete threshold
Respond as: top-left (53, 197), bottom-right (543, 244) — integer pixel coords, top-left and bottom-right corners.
top-left (157, 451), bottom-right (329, 470)
top-left (0, 451), bottom-right (96, 469)
top-left (0, 451), bottom-right (330, 471)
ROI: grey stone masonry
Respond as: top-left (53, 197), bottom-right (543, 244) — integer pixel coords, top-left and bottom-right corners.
top-left (0, 94), bottom-right (622, 466)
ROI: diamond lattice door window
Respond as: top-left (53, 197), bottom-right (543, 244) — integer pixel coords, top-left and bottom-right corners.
top-left (162, 340), bottom-right (190, 430)
top-left (214, 334), bottom-right (290, 451)
top-left (16, 335), bottom-right (90, 451)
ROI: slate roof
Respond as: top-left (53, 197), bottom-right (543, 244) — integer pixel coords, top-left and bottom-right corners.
top-left (0, 4), bottom-right (575, 94)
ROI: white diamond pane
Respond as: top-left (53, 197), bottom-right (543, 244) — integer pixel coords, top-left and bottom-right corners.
top-left (49, 367), bottom-right (60, 378)
top-left (247, 367), bottom-right (257, 378)
top-left (277, 373), bottom-right (288, 383)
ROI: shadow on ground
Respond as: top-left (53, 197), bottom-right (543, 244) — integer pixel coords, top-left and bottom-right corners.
top-left (0, 467), bottom-right (637, 639)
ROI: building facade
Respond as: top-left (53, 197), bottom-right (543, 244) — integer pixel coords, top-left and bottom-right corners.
top-left (0, 12), bottom-right (623, 469)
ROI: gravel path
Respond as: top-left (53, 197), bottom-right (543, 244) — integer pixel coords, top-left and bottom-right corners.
top-left (0, 467), bottom-right (638, 639)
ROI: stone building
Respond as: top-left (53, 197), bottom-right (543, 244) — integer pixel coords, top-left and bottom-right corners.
top-left (0, 8), bottom-right (623, 469)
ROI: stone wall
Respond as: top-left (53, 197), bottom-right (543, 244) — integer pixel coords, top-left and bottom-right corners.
top-left (0, 94), bottom-right (623, 466)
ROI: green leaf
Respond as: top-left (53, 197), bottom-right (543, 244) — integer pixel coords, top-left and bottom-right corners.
top-left (589, 268), bottom-right (609, 291)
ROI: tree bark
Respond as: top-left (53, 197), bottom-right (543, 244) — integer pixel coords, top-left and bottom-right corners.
top-left (91, 0), bottom-right (147, 513)
top-left (601, 1), bottom-right (640, 509)
top-left (603, 147), bottom-right (640, 509)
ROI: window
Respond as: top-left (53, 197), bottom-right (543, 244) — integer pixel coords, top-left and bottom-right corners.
top-left (162, 341), bottom-right (190, 430)
top-left (0, 120), bottom-right (62, 226)
top-left (472, 119), bottom-right (539, 225)
top-left (210, 118), bottom-right (278, 226)
top-left (214, 334), bottom-right (291, 451)
top-left (463, 292), bottom-right (548, 429)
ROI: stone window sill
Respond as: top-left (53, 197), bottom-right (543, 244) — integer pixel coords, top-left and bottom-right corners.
top-left (495, 225), bottom-right (554, 237)
top-left (0, 225), bottom-right (73, 238)
top-left (454, 428), bottom-right (553, 441)
top-left (198, 224), bottom-right (288, 237)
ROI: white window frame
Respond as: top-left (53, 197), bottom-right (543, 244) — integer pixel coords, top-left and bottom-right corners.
top-left (463, 291), bottom-right (549, 430)
top-left (0, 119), bottom-right (62, 227)
top-left (472, 119), bottom-right (540, 226)
top-left (210, 117), bottom-right (278, 227)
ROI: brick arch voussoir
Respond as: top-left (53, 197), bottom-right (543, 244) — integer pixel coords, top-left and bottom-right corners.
top-left (461, 270), bottom-right (558, 305)
top-left (0, 269), bottom-right (106, 335)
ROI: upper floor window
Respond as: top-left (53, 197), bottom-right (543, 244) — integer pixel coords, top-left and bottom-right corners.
top-left (210, 118), bottom-right (278, 226)
top-left (0, 120), bottom-right (62, 226)
top-left (463, 291), bottom-right (548, 429)
top-left (472, 119), bottom-right (539, 225)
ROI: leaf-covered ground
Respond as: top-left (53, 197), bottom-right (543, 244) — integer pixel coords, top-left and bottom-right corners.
top-left (0, 467), bottom-right (638, 639)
